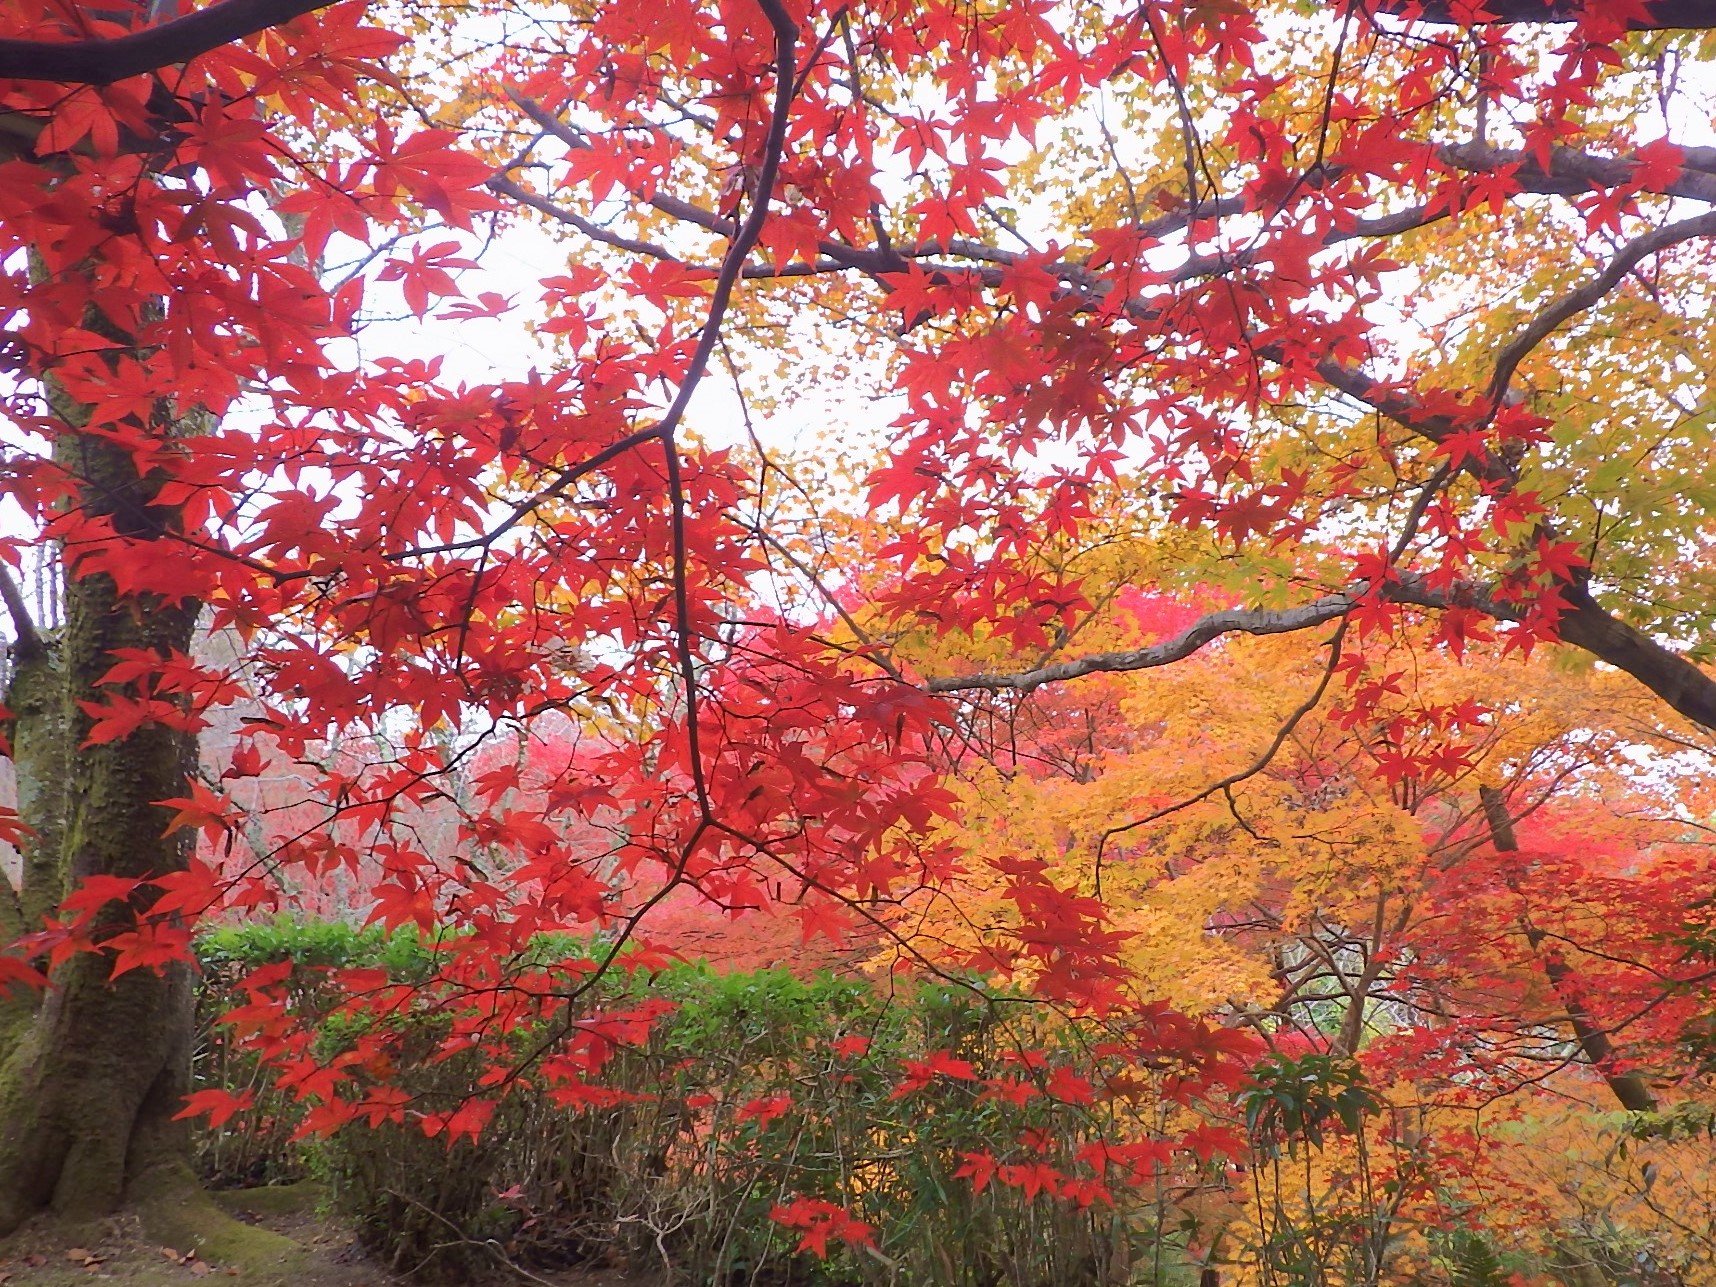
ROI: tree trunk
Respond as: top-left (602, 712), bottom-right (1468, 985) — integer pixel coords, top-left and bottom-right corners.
top-left (0, 423), bottom-right (202, 1231)
top-left (0, 74), bottom-right (303, 1259)
top-left (1478, 786), bottom-right (1657, 1114)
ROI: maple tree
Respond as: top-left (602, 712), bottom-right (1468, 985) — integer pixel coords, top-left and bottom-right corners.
top-left (3, 0), bottom-right (1716, 1273)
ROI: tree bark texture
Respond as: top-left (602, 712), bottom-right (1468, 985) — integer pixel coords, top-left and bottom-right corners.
top-left (0, 423), bottom-right (202, 1231)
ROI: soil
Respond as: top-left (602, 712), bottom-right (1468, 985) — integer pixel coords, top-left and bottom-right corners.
top-left (0, 1186), bottom-right (647, 1287)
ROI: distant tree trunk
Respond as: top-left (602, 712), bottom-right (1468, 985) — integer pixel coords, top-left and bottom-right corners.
top-left (1478, 786), bottom-right (1657, 1114)
top-left (0, 394), bottom-right (202, 1230)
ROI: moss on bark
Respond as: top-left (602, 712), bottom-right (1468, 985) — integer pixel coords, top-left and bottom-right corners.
top-left (0, 423), bottom-right (204, 1233)
top-left (5, 641), bottom-right (70, 935)
top-left (132, 1163), bottom-right (312, 1280)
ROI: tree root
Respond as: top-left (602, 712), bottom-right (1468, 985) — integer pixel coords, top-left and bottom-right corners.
top-left (127, 1163), bottom-right (333, 1285)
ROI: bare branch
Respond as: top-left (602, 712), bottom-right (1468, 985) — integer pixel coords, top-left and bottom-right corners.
top-left (504, 94), bottom-right (742, 241)
top-left (0, 0), bottom-right (338, 84)
top-left (487, 174), bottom-right (679, 261)
top-left (0, 565), bottom-right (43, 665)
top-left (1093, 618), bottom-right (1348, 865)
top-left (926, 589), bottom-right (1364, 694)
top-left (1487, 209), bottom-right (1716, 402)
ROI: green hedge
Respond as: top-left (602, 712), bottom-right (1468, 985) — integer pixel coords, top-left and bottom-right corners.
top-left (192, 919), bottom-right (1200, 1285)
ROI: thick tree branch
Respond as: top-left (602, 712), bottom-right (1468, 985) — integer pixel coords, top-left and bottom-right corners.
top-left (926, 589), bottom-right (1365, 693)
top-left (1443, 140), bottom-right (1716, 207)
top-left (1390, 579), bottom-right (1716, 733)
top-left (1383, 577), bottom-right (1716, 734)
top-left (1309, 356), bottom-right (1521, 487)
top-left (0, 0), bottom-right (338, 85)
top-left (1379, 0), bottom-right (1716, 28)
top-left (930, 572), bottom-right (1716, 738)
top-left (1555, 586), bottom-right (1716, 732)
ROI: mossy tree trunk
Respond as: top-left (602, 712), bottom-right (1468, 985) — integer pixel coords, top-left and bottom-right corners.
top-left (0, 411), bottom-right (204, 1231)
top-left (0, 42), bottom-right (315, 1269)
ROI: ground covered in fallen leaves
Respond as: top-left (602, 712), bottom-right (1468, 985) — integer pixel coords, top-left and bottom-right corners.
top-left (0, 1186), bottom-right (644, 1287)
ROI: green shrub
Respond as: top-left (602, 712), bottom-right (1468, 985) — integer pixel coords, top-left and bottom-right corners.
top-left (191, 919), bottom-right (1190, 1285)
top-left (191, 918), bottom-right (460, 1186)
top-left (317, 1024), bottom-right (515, 1280)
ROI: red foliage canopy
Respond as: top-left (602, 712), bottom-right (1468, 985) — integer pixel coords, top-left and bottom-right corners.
top-left (3, 0), bottom-right (1716, 1241)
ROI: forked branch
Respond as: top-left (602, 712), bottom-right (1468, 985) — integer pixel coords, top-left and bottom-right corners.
top-left (929, 574), bottom-right (1716, 736)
